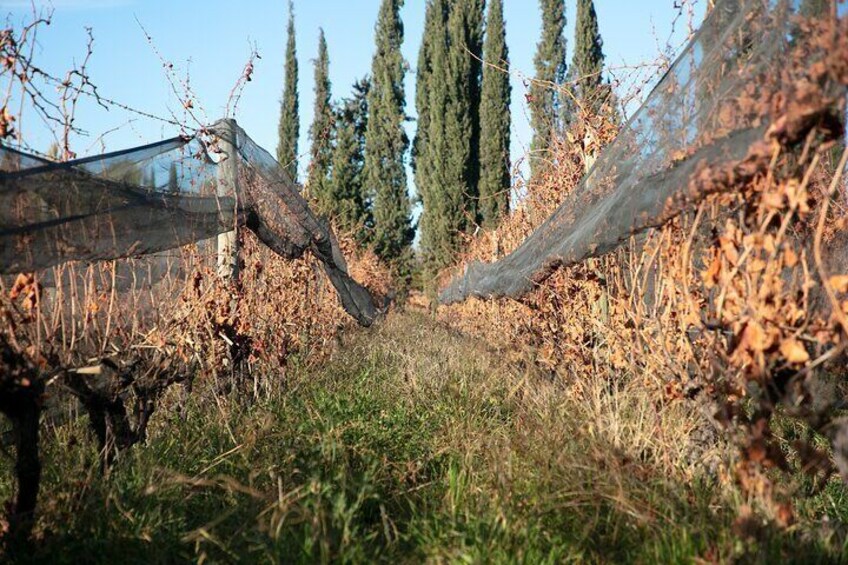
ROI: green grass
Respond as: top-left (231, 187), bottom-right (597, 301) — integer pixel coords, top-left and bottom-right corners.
top-left (1, 311), bottom-right (847, 563)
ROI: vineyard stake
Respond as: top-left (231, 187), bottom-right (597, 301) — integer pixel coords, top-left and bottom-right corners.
top-left (215, 118), bottom-right (240, 282)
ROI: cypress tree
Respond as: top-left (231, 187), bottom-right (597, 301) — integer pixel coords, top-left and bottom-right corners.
top-left (464, 0), bottom-right (486, 222)
top-left (571, 0), bottom-right (606, 115)
top-left (329, 78), bottom-right (371, 239)
top-left (364, 0), bottom-right (414, 264)
top-left (529, 0), bottom-right (566, 180)
top-left (447, 0), bottom-right (484, 223)
top-left (412, 0), bottom-right (440, 213)
top-left (413, 0), bottom-right (438, 273)
top-left (419, 0), bottom-right (483, 270)
top-left (478, 0), bottom-right (511, 226)
top-left (276, 1), bottom-right (299, 182)
top-left (418, 0), bottom-right (454, 270)
top-left (307, 29), bottom-right (333, 208)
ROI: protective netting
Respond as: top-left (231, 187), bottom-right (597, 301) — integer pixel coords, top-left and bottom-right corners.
top-left (441, 0), bottom-right (847, 304)
top-left (0, 121), bottom-right (376, 326)
top-left (222, 122), bottom-right (377, 325)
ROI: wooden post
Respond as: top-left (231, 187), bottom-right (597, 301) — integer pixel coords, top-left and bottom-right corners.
top-left (215, 118), bottom-right (239, 281)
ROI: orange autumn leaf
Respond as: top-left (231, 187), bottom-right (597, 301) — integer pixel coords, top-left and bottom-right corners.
top-left (780, 338), bottom-right (809, 364)
top-left (747, 441), bottom-right (768, 464)
top-left (761, 191), bottom-right (784, 210)
top-left (829, 275), bottom-right (848, 294)
top-left (748, 258), bottom-right (767, 273)
top-left (9, 273), bottom-right (32, 300)
top-left (703, 254), bottom-right (722, 287)
top-left (719, 236), bottom-right (740, 265)
top-left (776, 503), bottom-right (795, 528)
top-left (739, 321), bottom-right (769, 353)
top-left (783, 247), bottom-right (798, 268)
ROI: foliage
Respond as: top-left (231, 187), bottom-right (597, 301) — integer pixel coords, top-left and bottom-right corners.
top-left (416, 0), bottom-right (487, 279)
top-left (412, 0), bottom-right (441, 279)
top-left (412, 0), bottom-right (438, 196)
top-left (570, 0), bottom-right (607, 117)
top-left (4, 312), bottom-right (846, 563)
top-left (440, 10), bottom-right (848, 536)
top-left (328, 77), bottom-right (372, 241)
top-left (276, 1), bottom-right (300, 183)
top-left (364, 0), bottom-right (414, 266)
top-left (463, 0), bottom-right (486, 225)
top-left (2, 1), bottom-right (848, 560)
top-left (478, 0), bottom-right (511, 227)
top-left (0, 229), bottom-right (391, 554)
top-left (529, 0), bottom-right (567, 181)
top-left (418, 0), bottom-right (469, 275)
top-left (307, 30), bottom-right (334, 208)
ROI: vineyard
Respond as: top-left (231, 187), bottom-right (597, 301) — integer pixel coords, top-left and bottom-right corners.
top-left (2, 0), bottom-right (848, 562)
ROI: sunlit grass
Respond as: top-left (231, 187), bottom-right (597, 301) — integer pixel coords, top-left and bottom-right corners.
top-left (2, 311), bottom-right (846, 563)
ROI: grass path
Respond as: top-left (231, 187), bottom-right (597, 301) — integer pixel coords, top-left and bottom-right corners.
top-left (4, 310), bottom-right (847, 563)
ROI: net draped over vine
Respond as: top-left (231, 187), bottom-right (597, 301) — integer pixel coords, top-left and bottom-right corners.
top-left (441, 0), bottom-right (847, 304)
top-left (0, 123), bottom-right (376, 326)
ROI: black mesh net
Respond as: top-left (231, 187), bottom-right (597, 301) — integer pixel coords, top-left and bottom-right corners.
top-left (441, 0), bottom-right (847, 304)
top-left (221, 121), bottom-right (376, 325)
top-left (0, 121), bottom-right (376, 326)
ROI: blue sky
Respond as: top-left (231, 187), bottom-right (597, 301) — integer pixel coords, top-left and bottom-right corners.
top-left (4, 0), bottom-right (703, 186)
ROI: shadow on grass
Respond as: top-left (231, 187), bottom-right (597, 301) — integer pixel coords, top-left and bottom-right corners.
top-left (3, 313), bottom-right (847, 563)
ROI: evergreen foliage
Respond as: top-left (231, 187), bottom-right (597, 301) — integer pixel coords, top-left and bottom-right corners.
top-left (276, 1), bottom-right (300, 182)
top-left (308, 29), bottom-right (334, 207)
top-left (419, 0), bottom-right (461, 271)
top-left (329, 78), bottom-right (372, 239)
top-left (416, 0), bottom-right (487, 272)
top-left (571, 0), bottom-right (606, 115)
top-left (364, 0), bottom-right (414, 264)
top-left (464, 0), bottom-right (486, 220)
top-left (478, 0), bottom-right (511, 226)
top-left (529, 0), bottom-right (566, 180)
top-left (412, 0), bottom-right (440, 215)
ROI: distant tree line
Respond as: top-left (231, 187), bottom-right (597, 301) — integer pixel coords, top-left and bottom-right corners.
top-left (276, 0), bottom-right (610, 276)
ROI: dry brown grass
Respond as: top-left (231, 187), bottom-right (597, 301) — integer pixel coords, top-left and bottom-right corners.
top-left (0, 228), bottom-right (391, 458)
top-left (439, 93), bottom-right (848, 528)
